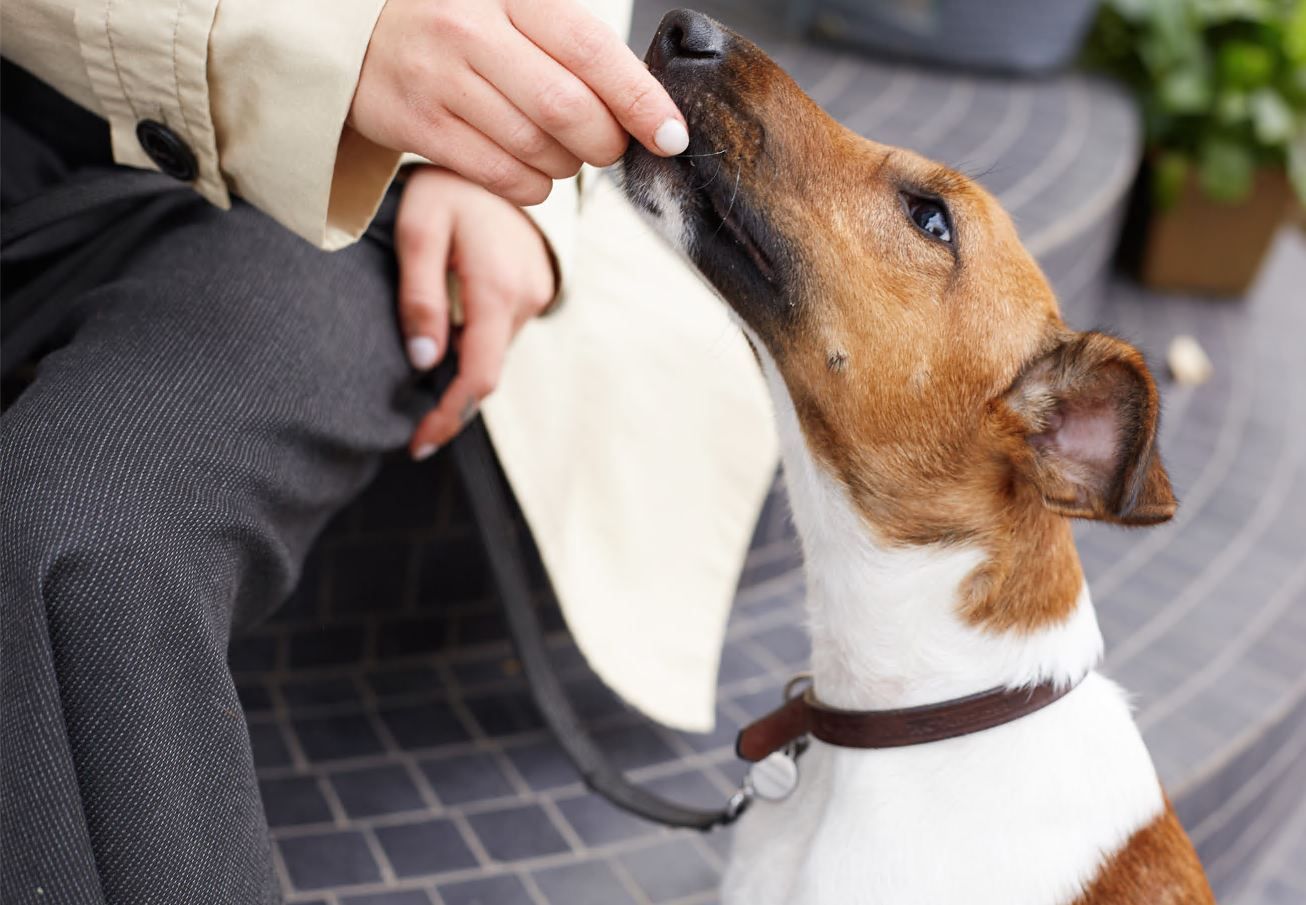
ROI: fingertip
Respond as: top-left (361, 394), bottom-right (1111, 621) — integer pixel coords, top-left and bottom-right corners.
top-left (653, 118), bottom-right (689, 156)
top-left (412, 442), bottom-right (439, 462)
top-left (406, 335), bottom-right (440, 371)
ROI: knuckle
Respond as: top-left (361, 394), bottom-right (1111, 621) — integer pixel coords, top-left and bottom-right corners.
top-left (567, 18), bottom-right (610, 65)
top-left (508, 119), bottom-right (551, 160)
top-left (428, 7), bottom-right (482, 45)
top-left (620, 78), bottom-right (659, 124)
top-left (536, 81), bottom-right (589, 131)
top-left (396, 223), bottom-right (429, 258)
top-left (479, 155), bottom-right (522, 195)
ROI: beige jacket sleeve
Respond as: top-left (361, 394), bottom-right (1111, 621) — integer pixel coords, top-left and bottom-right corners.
top-left (0, 0), bottom-right (598, 269)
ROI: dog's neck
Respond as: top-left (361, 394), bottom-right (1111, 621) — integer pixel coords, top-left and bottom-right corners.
top-left (751, 340), bottom-right (1103, 712)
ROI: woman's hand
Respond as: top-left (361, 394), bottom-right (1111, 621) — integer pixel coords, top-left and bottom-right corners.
top-left (352, 0), bottom-right (689, 207)
top-left (396, 167), bottom-right (556, 458)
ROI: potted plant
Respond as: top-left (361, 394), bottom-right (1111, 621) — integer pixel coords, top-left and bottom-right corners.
top-left (1086, 0), bottom-right (1306, 295)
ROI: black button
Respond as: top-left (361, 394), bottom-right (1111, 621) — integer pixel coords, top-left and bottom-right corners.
top-left (135, 120), bottom-right (197, 182)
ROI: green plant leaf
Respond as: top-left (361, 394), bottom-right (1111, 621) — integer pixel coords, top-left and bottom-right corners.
top-left (1218, 40), bottom-right (1276, 88)
top-left (1161, 65), bottom-right (1215, 112)
top-left (1153, 151), bottom-right (1192, 208)
top-left (1286, 0), bottom-right (1306, 64)
top-left (1194, 0), bottom-right (1277, 26)
top-left (1216, 88), bottom-right (1252, 123)
top-left (1107, 0), bottom-right (1154, 22)
top-left (1199, 137), bottom-right (1257, 200)
top-left (1250, 87), bottom-right (1296, 142)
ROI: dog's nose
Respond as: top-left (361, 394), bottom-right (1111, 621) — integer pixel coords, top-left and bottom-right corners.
top-left (648, 9), bottom-right (726, 71)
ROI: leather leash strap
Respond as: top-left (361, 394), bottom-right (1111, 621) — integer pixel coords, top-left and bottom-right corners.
top-left (451, 409), bottom-right (743, 831)
top-left (737, 680), bottom-right (1076, 762)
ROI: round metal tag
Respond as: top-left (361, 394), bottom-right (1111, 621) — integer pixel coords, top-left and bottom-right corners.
top-left (747, 751), bottom-right (799, 801)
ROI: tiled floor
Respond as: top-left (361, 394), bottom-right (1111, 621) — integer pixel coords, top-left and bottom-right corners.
top-left (227, 3), bottom-right (1306, 902)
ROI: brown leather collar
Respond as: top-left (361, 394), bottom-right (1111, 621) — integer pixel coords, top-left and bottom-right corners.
top-left (736, 679), bottom-right (1079, 762)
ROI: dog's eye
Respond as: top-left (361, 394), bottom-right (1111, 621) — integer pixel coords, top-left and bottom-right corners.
top-left (902, 194), bottom-right (953, 245)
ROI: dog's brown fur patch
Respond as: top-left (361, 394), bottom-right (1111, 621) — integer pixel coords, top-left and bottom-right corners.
top-left (1072, 803), bottom-right (1216, 904)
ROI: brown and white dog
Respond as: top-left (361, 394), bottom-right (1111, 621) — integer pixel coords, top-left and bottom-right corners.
top-left (622, 10), bottom-right (1216, 904)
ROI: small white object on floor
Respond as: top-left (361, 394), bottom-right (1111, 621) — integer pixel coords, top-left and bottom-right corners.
top-left (1167, 334), bottom-right (1214, 386)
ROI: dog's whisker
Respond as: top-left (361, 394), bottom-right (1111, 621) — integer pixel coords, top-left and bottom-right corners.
top-left (679, 148), bottom-right (729, 158)
top-left (708, 166), bottom-right (743, 241)
top-left (689, 157), bottom-right (727, 193)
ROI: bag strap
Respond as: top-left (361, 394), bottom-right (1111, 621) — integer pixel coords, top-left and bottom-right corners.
top-left (449, 412), bottom-right (746, 831)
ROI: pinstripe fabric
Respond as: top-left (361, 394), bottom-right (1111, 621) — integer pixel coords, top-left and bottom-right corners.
top-left (1, 121), bottom-right (429, 904)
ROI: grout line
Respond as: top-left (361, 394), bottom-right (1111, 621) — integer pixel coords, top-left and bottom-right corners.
top-left (315, 773), bottom-right (349, 828)
top-left (361, 824), bottom-right (399, 886)
top-left (607, 855), bottom-right (655, 905)
top-left (538, 795), bottom-right (588, 855)
top-left (448, 810), bottom-right (496, 870)
top-left (1109, 350), bottom-right (1304, 670)
top-left (1231, 783), bottom-right (1306, 904)
top-left (269, 831), bottom-right (297, 899)
top-left (1138, 555), bottom-right (1306, 732)
top-left (1191, 718), bottom-right (1306, 848)
top-left (267, 680), bottom-right (311, 772)
top-left (518, 870), bottom-right (553, 905)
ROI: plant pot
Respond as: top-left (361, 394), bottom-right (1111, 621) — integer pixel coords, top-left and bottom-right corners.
top-left (1140, 165), bottom-right (1292, 296)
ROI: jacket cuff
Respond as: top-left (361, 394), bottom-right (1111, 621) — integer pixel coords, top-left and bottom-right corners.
top-left (208, 0), bottom-right (400, 249)
top-left (74, 0), bottom-right (228, 208)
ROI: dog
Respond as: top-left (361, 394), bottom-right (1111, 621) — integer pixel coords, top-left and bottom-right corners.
top-left (621, 10), bottom-right (1216, 904)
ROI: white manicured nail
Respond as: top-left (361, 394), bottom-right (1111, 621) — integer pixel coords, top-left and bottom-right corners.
top-left (413, 443), bottom-right (438, 461)
top-left (654, 119), bottom-right (689, 155)
top-left (406, 336), bottom-right (439, 371)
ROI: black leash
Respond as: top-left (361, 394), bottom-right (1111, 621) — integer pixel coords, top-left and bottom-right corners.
top-left (448, 408), bottom-right (748, 831)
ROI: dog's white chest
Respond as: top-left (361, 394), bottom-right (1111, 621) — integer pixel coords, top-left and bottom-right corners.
top-left (721, 674), bottom-right (1163, 905)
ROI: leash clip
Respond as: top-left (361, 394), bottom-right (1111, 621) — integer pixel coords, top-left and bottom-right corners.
top-left (730, 675), bottom-right (814, 812)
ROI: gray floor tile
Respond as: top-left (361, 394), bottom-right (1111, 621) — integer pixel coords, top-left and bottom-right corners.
top-left (420, 753), bottom-right (516, 807)
top-left (341, 890), bottom-right (434, 905)
top-left (531, 861), bottom-right (639, 905)
top-left (261, 776), bottom-right (333, 827)
top-left (330, 765), bottom-right (427, 819)
top-left (279, 831), bottom-right (382, 891)
top-left (465, 804), bottom-right (572, 862)
top-left (373, 819), bottom-right (479, 878)
top-left (293, 714), bottom-right (385, 762)
top-left (436, 874), bottom-right (536, 905)
top-left (619, 839), bottom-right (719, 902)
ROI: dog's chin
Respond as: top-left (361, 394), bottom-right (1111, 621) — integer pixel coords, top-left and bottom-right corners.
top-left (620, 144), bottom-right (787, 331)
top-left (618, 147), bottom-right (696, 257)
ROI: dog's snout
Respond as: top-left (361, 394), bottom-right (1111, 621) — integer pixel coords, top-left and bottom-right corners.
top-left (648, 9), bottom-right (725, 71)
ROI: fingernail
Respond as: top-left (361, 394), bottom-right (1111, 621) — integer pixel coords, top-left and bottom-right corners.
top-left (406, 336), bottom-right (439, 371)
top-left (413, 443), bottom-right (439, 461)
top-left (654, 118), bottom-right (689, 156)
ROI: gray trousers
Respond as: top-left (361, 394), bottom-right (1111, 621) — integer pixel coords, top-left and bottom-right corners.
top-left (1, 90), bottom-right (431, 904)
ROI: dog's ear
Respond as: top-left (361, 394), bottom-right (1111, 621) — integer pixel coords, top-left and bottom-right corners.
top-left (1001, 331), bottom-right (1176, 525)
